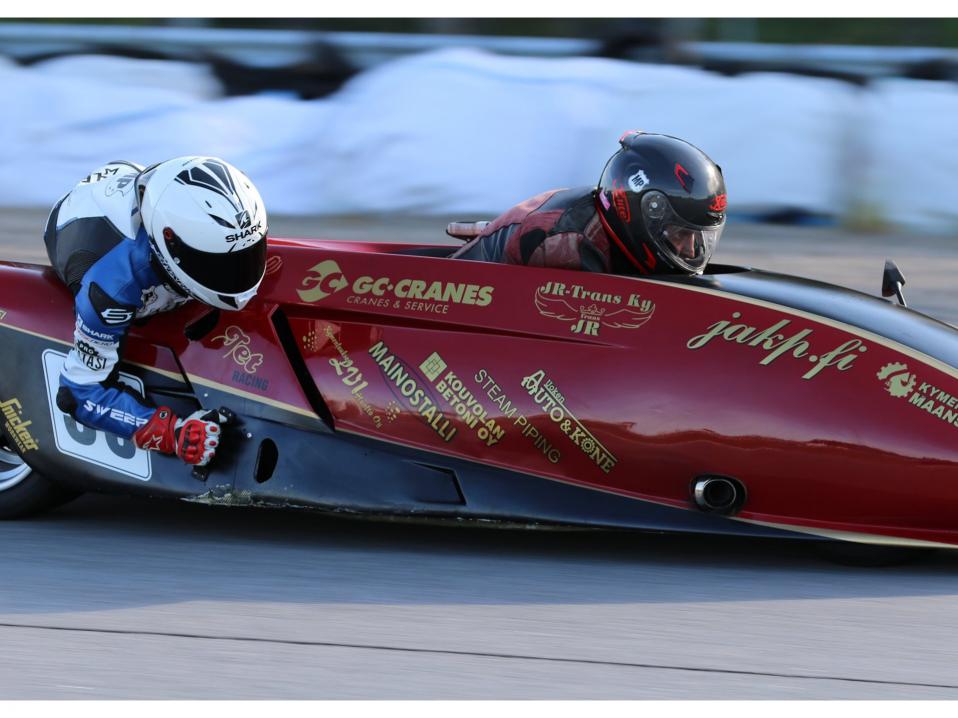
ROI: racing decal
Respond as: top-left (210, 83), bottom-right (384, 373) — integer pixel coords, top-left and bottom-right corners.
top-left (175, 160), bottom-right (241, 211)
top-left (674, 162), bottom-right (693, 192)
top-left (225, 221), bottom-right (263, 244)
top-left (76, 316), bottom-right (115, 343)
top-left (347, 275), bottom-right (493, 313)
top-left (217, 206), bottom-right (264, 245)
top-left (41, 350), bottom-right (151, 481)
top-left (419, 353), bottom-right (446, 381)
top-left (475, 369), bottom-right (561, 464)
top-left (709, 194), bottom-right (728, 213)
top-left (324, 326), bottom-right (384, 428)
top-left (213, 325), bottom-right (264, 373)
top-left (76, 339), bottom-right (108, 371)
top-left (103, 172), bottom-right (136, 198)
top-left (298, 262), bottom-right (494, 314)
top-left (88, 282), bottom-right (135, 326)
top-left (686, 311), bottom-right (868, 380)
top-left (877, 362), bottom-right (916, 398)
top-left (298, 260), bottom-right (349, 302)
top-left (264, 255), bottom-right (283, 276)
top-left (520, 369), bottom-right (617, 474)
top-left (535, 281), bottom-right (655, 337)
top-left (302, 327), bottom-right (321, 353)
top-left (0, 309), bottom-right (6, 322)
top-left (611, 181), bottom-right (630, 222)
top-left (80, 402), bottom-right (148, 429)
top-left (628, 169), bottom-right (649, 192)
top-left (80, 166), bottom-right (120, 185)
top-left (368, 340), bottom-right (456, 442)
top-left (419, 352), bottom-right (505, 447)
top-left (232, 370), bottom-right (269, 391)
top-left (877, 362), bottom-right (958, 430)
top-left (1, 398), bottom-right (39, 453)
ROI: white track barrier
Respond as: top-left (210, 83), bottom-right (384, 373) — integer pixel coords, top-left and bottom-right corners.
top-left (0, 48), bottom-right (954, 232)
top-left (859, 78), bottom-right (958, 232)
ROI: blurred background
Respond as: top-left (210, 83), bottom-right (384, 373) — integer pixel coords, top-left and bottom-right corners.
top-left (1, 17), bottom-right (957, 233)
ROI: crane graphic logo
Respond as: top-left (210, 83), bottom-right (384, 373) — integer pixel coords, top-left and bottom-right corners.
top-left (877, 362), bottom-right (916, 399)
top-left (297, 260), bottom-right (349, 303)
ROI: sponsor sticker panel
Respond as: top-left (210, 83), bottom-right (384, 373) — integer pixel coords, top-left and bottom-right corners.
top-left (420, 352), bottom-right (505, 448)
top-left (1, 397), bottom-right (39, 453)
top-left (213, 325), bottom-right (264, 374)
top-left (297, 260), bottom-right (495, 316)
top-left (520, 369), bottom-right (618, 474)
top-left (535, 280), bottom-right (655, 337)
top-left (76, 339), bottom-right (108, 371)
top-left (76, 315), bottom-right (116, 344)
top-left (877, 361), bottom-right (958, 431)
top-left (686, 310), bottom-right (868, 381)
top-left (368, 340), bottom-right (457, 442)
top-left (475, 368), bottom-right (561, 465)
top-left (310, 324), bottom-right (615, 478)
top-left (324, 325), bottom-right (385, 429)
top-left (628, 169), bottom-right (649, 192)
top-left (209, 324), bottom-right (279, 395)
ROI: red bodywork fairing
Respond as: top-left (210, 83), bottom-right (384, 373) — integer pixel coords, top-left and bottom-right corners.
top-left (2, 236), bottom-right (958, 547)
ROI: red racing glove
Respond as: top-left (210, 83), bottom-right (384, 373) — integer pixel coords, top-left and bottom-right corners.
top-left (133, 407), bottom-right (226, 467)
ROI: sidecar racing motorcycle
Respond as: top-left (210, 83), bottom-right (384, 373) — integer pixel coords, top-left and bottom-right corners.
top-left (2, 234), bottom-right (958, 550)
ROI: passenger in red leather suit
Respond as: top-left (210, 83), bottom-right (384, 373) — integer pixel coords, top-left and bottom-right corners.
top-left (452, 131), bottom-right (728, 277)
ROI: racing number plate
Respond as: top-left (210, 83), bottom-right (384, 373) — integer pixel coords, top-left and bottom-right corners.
top-left (41, 349), bottom-right (152, 481)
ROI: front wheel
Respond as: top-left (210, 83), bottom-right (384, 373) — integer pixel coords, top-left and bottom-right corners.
top-left (0, 440), bottom-right (81, 518)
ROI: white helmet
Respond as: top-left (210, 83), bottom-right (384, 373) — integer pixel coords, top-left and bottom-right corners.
top-left (137, 156), bottom-right (268, 311)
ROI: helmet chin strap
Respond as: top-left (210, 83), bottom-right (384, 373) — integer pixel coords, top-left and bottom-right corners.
top-left (595, 195), bottom-right (651, 275)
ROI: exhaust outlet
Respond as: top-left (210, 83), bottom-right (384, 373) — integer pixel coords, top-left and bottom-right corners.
top-left (692, 476), bottom-right (745, 515)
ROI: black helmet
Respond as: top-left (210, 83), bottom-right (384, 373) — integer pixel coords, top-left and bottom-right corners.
top-left (596, 131), bottom-right (727, 275)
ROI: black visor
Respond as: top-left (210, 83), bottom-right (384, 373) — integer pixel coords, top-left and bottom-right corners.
top-left (165, 230), bottom-right (268, 295)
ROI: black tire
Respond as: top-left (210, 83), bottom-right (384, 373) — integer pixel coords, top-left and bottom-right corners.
top-left (0, 440), bottom-right (81, 519)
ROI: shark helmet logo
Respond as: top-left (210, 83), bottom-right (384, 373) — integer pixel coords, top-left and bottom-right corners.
top-left (877, 362), bottom-right (916, 398)
top-left (235, 210), bottom-right (252, 229)
top-left (297, 260), bottom-right (349, 303)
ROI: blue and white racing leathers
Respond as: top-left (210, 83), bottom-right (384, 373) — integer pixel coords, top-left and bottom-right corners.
top-left (45, 161), bottom-right (189, 439)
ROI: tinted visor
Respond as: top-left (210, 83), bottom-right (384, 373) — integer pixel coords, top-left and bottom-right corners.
top-left (640, 192), bottom-right (723, 273)
top-left (165, 230), bottom-right (268, 295)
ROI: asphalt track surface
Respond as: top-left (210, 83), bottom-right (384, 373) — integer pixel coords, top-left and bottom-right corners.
top-left (3, 208), bottom-right (958, 698)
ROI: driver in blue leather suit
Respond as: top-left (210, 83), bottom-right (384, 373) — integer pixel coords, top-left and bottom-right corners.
top-left (44, 157), bottom-right (269, 467)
